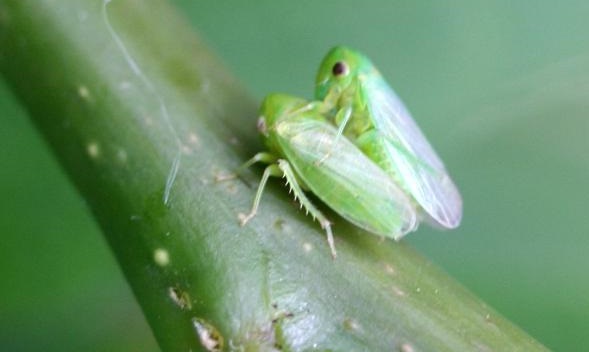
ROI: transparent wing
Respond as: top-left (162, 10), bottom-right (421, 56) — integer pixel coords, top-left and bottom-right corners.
top-left (278, 117), bottom-right (418, 238)
top-left (363, 77), bottom-right (462, 228)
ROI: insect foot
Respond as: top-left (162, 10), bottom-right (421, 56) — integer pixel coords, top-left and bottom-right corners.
top-left (238, 212), bottom-right (256, 227)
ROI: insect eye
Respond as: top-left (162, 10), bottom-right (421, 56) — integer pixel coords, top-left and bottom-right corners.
top-left (332, 61), bottom-right (348, 77)
top-left (257, 116), bottom-right (267, 134)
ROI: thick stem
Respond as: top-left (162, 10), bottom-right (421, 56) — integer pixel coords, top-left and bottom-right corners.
top-left (0, 1), bottom-right (547, 351)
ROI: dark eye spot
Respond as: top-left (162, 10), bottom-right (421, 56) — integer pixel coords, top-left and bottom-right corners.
top-left (332, 61), bottom-right (348, 76)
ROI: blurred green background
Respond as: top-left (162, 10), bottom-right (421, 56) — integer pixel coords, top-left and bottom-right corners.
top-left (1, 1), bottom-right (588, 350)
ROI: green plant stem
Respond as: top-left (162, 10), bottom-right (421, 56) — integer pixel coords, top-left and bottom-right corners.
top-left (0, 1), bottom-right (547, 351)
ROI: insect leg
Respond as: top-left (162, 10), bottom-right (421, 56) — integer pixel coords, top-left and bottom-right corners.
top-left (238, 152), bottom-right (278, 173)
top-left (314, 105), bottom-right (352, 166)
top-left (239, 162), bottom-right (283, 226)
top-left (277, 160), bottom-right (337, 258)
top-left (215, 152), bottom-right (278, 182)
top-left (318, 84), bottom-right (341, 113)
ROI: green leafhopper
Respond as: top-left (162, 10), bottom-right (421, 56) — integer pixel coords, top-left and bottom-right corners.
top-left (315, 46), bottom-right (462, 229)
top-left (239, 93), bottom-right (417, 258)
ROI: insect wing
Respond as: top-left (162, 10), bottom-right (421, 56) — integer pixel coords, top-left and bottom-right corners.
top-left (362, 77), bottom-right (462, 228)
top-left (275, 116), bottom-right (417, 238)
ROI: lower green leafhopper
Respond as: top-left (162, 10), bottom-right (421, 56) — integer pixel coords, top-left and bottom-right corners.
top-left (239, 93), bottom-right (417, 258)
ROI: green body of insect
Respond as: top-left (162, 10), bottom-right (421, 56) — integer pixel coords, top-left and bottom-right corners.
top-left (239, 93), bottom-right (417, 258)
top-left (315, 46), bottom-right (463, 229)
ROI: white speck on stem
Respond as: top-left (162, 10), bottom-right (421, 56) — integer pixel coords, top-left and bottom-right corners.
top-left (392, 286), bottom-right (406, 297)
top-left (400, 342), bottom-right (415, 352)
top-left (153, 248), bottom-right (170, 266)
top-left (343, 317), bottom-right (362, 332)
top-left (189, 132), bottom-right (199, 145)
top-left (192, 318), bottom-right (223, 351)
top-left (303, 242), bottom-right (313, 253)
top-left (78, 85), bottom-right (91, 100)
top-left (169, 287), bottom-right (192, 310)
top-left (86, 142), bottom-right (100, 158)
top-left (383, 263), bottom-right (396, 275)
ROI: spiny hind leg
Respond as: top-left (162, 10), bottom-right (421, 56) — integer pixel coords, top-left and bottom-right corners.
top-left (277, 160), bottom-right (337, 258)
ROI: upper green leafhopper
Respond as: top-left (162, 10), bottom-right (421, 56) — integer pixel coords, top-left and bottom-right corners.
top-left (239, 93), bottom-right (417, 258)
top-left (315, 46), bottom-right (462, 229)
